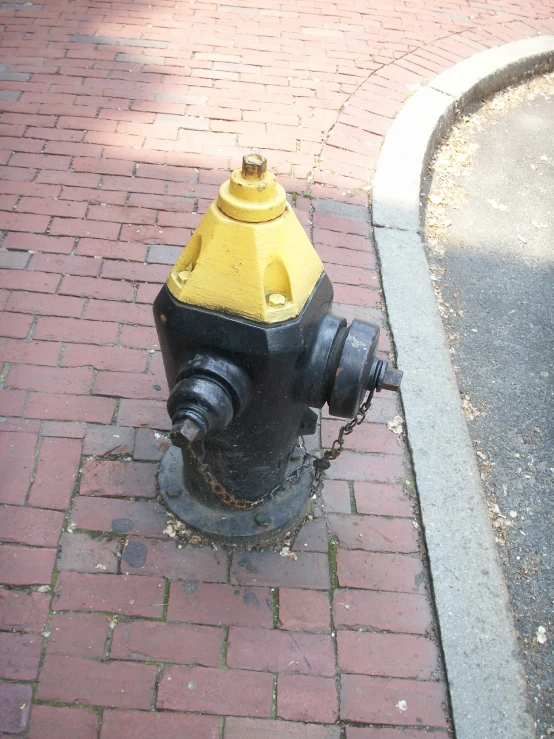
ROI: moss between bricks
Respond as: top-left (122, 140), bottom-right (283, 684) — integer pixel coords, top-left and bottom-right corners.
top-left (327, 536), bottom-right (339, 593)
top-left (271, 588), bottom-right (279, 629)
top-left (219, 625), bottom-right (229, 670)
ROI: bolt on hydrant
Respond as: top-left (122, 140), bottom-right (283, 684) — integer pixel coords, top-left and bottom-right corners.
top-left (154, 154), bottom-right (402, 545)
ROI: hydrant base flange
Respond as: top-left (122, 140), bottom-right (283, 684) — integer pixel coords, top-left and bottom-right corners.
top-left (158, 446), bottom-right (312, 547)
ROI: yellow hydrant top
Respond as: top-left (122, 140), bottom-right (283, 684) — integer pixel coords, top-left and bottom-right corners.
top-left (217, 154), bottom-right (286, 223)
top-left (166, 154), bottom-right (324, 324)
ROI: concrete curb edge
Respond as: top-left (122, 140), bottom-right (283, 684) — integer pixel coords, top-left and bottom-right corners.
top-left (372, 36), bottom-right (554, 739)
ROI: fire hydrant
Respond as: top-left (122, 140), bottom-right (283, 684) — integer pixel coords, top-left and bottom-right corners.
top-left (154, 154), bottom-right (402, 545)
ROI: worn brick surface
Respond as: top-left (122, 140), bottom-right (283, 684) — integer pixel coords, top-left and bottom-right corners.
top-left (337, 631), bottom-right (439, 679)
top-left (27, 437), bottom-right (82, 509)
top-left (346, 731), bottom-right (446, 739)
top-left (111, 620), bottom-right (222, 666)
top-left (278, 674), bottom-right (338, 724)
top-left (227, 626), bottom-right (335, 676)
top-left (0, 631), bottom-right (43, 679)
top-left (70, 497), bottom-right (167, 538)
top-left (0, 311), bottom-right (33, 338)
top-left (54, 571), bottom-right (165, 617)
top-left (354, 482), bottom-right (414, 517)
top-left (333, 589), bottom-right (434, 634)
top-left (341, 674), bottom-right (448, 727)
top-left (82, 424), bottom-right (136, 456)
top-left (0, 388), bottom-right (27, 416)
top-left (57, 531), bottom-right (120, 574)
top-left (325, 450), bottom-right (405, 483)
top-left (133, 427), bottom-right (170, 461)
top-left (117, 398), bottom-right (171, 429)
top-left (41, 421), bottom-right (86, 439)
top-left (62, 344), bottom-right (147, 372)
top-left (0, 544), bottom-right (56, 585)
top-left (0, 418), bottom-right (40, 434)
top-left (6, 364), bottom-right (93, 394)
top-left (29, 705), bottom-right (99, 739)
top-left (47, 612), bottom-right (111, 658)
top-left (120, 324), bottom-right (158, 349)
top-left (279, 588), bottom-right (331, 633)
top-left (34, 316), bottom-right (119, 345)
top-left (321, 479), bottom-right (351, 513)
top-left (293, 518), bottom-right (328, 552)
top-left (328, 513), bottom-right (419, 553)
top-left (7, 292), bottom-right (84, 318)
top-left (25, 392), bottom-right (115, 423)
top-left (0, 338), bottom-right (61, 367)
top-left (337, 550), bottom-right (425, 594)
top-left (224, 718), bottom-right (340, 738)
top-left (0, 431), bottom-right (37, 505)
top-left (0, 387), bottom-right (26, 417)
top-left (231, 551), bottom-right (330, 590)
top-left (100, 710), bottom-right (220, 739)
top-left (168, 581), bottom-right (273, 628)
top-left (80, 460), bottom-right (157, 498)
top-left (37, 655), bottom-right (157, 709)
top-left (0, 683), bottom-right (32, 734)
top-left (323, 420), bottom-right (403, 455)
top-left (157, 665), bottom-right (273, 717)
top-left (0, 504), bottom-right (63, 547)
top-left (0, 589), bottom-right (51, 632)
top-left (121, 538), bottom-right (227, 581)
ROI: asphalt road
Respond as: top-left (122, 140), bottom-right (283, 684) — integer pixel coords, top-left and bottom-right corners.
top-left (426, 82), bottom-right (554, 736)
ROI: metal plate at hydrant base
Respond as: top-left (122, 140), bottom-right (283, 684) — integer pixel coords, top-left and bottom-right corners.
top-left (158, 446), bottom-right (312, 547)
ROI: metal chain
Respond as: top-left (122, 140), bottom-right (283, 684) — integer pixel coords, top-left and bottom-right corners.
top-left (310, 363), bottom-right (381, 494)
top-left (188, 442), bottom-right (259, 510)
top-left (187, 360), bottom-right (383, 509)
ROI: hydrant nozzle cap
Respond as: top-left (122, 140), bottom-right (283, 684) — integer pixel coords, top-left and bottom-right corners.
top-left (217, 154), bottom-right (287, 223)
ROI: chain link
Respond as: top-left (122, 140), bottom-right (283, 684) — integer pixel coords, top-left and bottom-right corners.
top-left (188, 442), bottom-right (259, 510)
top-left (310, 364), bottom-right (381, 494)
top-left (186, 360), bottom-right (383, 509)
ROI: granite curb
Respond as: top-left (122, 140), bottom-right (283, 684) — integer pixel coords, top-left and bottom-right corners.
top-left (372, 35), bottom-right (554, 739)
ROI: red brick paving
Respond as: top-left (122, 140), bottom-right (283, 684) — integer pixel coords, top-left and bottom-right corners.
top-left (0, 590), bottom-right (51, 633)
top-left (278, 674), bottom-right (339, 724)
top-left (167, 581), bottom-right (274, 627)
top-left (0, 632), bottom-right (43, 680)
top-left (46, 612), bottom-right (111, 658)
top-left (110, 619), bottom-right (223, 665)
top-left (36, 654), bottom-right (157, 709)
top-left (157, 664), bottom-right (274, 716)
top-left (99, 710), bottom-right (220, 739)
top-left (28, 705), bottom-right (100, 739)
top-left (1, 0), bottom-right (552, 733)
top-left (279, 587), bottom-right (331, 633)
top-left (226, 626), bottom-right (336, 676)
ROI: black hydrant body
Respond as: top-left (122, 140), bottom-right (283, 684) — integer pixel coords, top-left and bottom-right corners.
top-left (154, 155), bottom-right (401, 545)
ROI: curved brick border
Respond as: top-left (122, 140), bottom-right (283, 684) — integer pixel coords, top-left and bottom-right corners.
top-left (316, 25), bottom-right (554, 190)
top-left (372, 36), bottom-right (554, 739)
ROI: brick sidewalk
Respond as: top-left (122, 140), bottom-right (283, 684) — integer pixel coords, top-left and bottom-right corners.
top-left (1, 0), bottom-right (553, 735)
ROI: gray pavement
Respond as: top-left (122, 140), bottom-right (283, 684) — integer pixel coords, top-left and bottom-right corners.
top-left (426, 85), bottom-right (554, 736)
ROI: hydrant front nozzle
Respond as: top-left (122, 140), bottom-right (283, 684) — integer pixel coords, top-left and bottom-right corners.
top-left (180, 418), bottom-right (203, 443)
top-left (169, 411), bottom-right (209, 448)
top-left (166, 353), bottom-right (252, 448)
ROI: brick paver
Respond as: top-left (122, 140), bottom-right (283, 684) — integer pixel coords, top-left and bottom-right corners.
top-left (1, 0), bottom-right (553, 732)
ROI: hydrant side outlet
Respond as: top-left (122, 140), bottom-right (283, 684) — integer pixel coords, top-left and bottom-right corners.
top-left (153, 155), bottom-right (402, 545)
